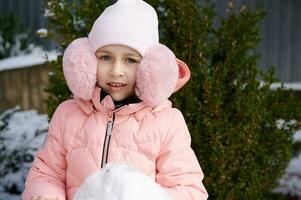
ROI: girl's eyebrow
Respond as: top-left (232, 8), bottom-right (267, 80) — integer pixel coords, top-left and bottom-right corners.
top-left (97, 50), bottom-right (111, 54)
top-left (97, 51), bottom-right (140, 58)
top-left (124, 53), bottom-right (141, 58)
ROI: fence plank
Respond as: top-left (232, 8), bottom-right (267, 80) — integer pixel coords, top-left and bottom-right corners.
top-left (0, 65), bottom-right (51, 113)
top-left (278, 0), bottom-right (292, 81)
top-left (266, 0), bottom-right (280, 73)
top-left (291, 0), bottom-right (301, 82)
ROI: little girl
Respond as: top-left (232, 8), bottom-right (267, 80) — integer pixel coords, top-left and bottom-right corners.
top-left (22, 0), bottom-right (208, 199)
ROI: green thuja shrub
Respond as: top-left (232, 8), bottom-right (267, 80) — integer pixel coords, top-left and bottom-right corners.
top-left (44, 0), bottom-right (301, 199)
top-left (149, 0), bottom-right (301, 199)
top-left (0, 14), bottom-right (34, 59)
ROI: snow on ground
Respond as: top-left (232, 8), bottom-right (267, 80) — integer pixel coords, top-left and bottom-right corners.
top-left (274, 154), bottom-right (301, 197)
top-left (1, 106), bottom-right (48, 151)
top-left (74, 164), bottom-right (171, 200)
top-left (273, 129), bottom-right (301, 197)
top-left (294, 130), bottom-right (301, 143)
top-left (0, 107), bottom-right (48, 199)
top-left (0, 46), bottom-right (58, 72)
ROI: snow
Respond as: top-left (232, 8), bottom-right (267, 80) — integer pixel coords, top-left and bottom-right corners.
top-left (285, 154), bottom-right (301, 175)
top-left (10, 33), bottom-right (31, 56)
top-left (276, 119), bottom-right (297, 131)
top-left (44, 9), bottom-right (55, 18)
top-left (270, 82), bottom-right (301, 91)
top-left (273, 154), bottom-right (301, 197)
top-left (0, 46), bottom-right (58, 72)
top-left (294, 130), bottom-right (301, 143)
top-left (0, 107), bottom-right (48, 199)
top-left (260, 81), bottom-right (301, 91)
top-left (273, 129), bottom-right (301, 197)
top-left (2, 107), bottom-right (48, 151)
top-left (36, 28), bottom-right (48, 38)
top-left (0, 32), bottom-right (33, 59)
top-left (74, 164), bottom-right (171, 200)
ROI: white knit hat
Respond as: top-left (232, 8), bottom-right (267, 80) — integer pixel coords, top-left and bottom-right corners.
top-left (88, 0), bottom-right (159, 56)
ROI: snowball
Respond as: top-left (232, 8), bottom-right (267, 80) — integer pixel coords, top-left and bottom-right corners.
top-left (74, 164), bottom-right (171, 200)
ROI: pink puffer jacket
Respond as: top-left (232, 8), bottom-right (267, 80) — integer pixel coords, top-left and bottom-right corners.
top-left (22, 87), bottom-right (208, 200)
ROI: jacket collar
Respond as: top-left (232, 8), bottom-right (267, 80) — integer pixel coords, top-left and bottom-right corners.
top-left (75, 87), bottom-right (150, 116)
top-left (100, 90), bottom-right (141, 109)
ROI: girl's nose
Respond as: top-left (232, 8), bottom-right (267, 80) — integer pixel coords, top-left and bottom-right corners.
top-left (109, 60), bottom-right (124, 76)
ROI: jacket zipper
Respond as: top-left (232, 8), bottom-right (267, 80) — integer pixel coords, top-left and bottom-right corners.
top-left (101, 112), bottom-right (115, 168)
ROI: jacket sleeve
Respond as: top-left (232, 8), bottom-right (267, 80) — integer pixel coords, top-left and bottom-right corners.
top-left (22, 104), bottom-right (67, 200)
top-left (156, 109), bottom-right (208, 200)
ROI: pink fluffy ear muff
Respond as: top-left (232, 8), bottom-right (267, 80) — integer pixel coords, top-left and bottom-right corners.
top-left (63, 37), bottom-right (98, 100)
top-left (135, 44), bottom-right (180, 107)
top-left (63, 39), bottom-right (190, 106)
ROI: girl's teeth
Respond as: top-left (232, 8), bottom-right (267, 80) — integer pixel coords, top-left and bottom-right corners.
top-left (109, 83), bottom-right (124, 87)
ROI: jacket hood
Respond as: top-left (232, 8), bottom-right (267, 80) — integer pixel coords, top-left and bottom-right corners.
top-left (174, 58), bottom-right (190, 92)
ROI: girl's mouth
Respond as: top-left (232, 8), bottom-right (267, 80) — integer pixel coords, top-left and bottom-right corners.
top-left (107, 82), bottom-right (127, 87)
top-left (107, 82), bottom-right (127, 91)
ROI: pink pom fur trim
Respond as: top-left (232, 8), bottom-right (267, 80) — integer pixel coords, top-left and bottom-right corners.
top-left (63, 37), bottom-right (98, 100)
top-left (135, 44), bottom-right (179, 106)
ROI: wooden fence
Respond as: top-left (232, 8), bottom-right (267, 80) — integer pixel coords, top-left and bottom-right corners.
top-left (0, 65), bottom-right (51, 113)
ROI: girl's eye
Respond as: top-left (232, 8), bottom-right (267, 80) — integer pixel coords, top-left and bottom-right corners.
top-left (99, 55), bottom-right (111, 61)
top-left (126, 58), bottom-right (139, 64)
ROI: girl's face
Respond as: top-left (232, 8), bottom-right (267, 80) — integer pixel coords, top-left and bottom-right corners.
top-left (95, 45), bottom-right (142, 102)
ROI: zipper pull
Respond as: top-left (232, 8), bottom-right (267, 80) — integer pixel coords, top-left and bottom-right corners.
top-left (106, 113), bottom-right (115, 136)
top-left (106, 120), bottom-right (113, 136)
